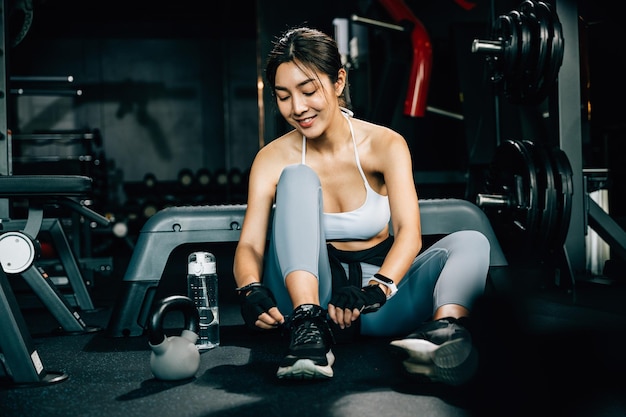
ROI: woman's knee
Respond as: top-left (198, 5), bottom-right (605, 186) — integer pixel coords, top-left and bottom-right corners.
top-left (453, 230), bottom-right (490, 252)
top-left (279, 164), bottom-right (319, 188)
top-left (437, 230), bottom-right (491, 269)
top-left (275, 164), bottom-right (322, 209)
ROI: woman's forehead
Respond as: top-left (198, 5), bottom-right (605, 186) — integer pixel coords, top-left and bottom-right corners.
top-left (275, 61), bottom-right (322, 87)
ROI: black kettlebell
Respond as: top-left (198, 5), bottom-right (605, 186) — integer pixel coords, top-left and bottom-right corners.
top-left (148, 295), bottom-right (200, 380)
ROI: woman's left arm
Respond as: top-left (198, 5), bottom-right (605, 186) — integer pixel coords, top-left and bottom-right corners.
top-left (328, 126), bottom-right (421, 326)
top-left (372, 129), bottom-right (422, 289)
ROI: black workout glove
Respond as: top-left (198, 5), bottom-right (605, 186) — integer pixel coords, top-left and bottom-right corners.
top-left (238, 283), bottom-right (278, 330)
top-left (329, 284), bottom-right (386, 314)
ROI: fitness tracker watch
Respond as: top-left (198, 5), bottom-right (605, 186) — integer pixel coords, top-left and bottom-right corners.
top-left (370, 273), bottom-right (398, 300)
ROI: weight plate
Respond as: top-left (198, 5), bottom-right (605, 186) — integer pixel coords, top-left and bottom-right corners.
top-left (505, 10), bottom-right (535, 104)
top-left (519, 0), bottom-right (550, 99)
top-left (482, 139), bottom-right (539, 250)
top-left (528, 1), bottom-right (564, 104)
top-left (522, 139), bottom-right (558, 252)
top-left (511, 10), bottom-right (533, 74)
top-left (544, 1), bottom-right (564, 84)
top-left (547, 146), bottom-right (573, 249)
top-left (494, 13), bottom-right (520, 79)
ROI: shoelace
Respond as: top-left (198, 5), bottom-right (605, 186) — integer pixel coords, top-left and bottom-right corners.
top-left (292, 320), bottom-right (324, 346)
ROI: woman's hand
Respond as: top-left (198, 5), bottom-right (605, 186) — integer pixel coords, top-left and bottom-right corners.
top-left (239, 284), bottom-right (285, 330)
top-left (328, 285), bottom-right (386, 329)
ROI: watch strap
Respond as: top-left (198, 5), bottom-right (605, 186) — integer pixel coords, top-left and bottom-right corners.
top-left (370, 273), bottom-right (398, 299)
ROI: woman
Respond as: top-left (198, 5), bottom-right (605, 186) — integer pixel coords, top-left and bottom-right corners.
top-left (233, 26), bottom-right (490, 385)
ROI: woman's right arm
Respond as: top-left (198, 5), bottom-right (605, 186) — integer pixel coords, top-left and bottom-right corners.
top-left (233, 150), bottom-right (276, 289)
top-left (233, 146), bottom-right (287, 329)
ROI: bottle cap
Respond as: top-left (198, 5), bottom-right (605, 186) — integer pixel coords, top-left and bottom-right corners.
top-left (188, 251), bottom-right (217, 275)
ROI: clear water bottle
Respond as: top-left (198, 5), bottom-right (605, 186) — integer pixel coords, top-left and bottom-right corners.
top-left (187, 251), bottom-right (219, 350)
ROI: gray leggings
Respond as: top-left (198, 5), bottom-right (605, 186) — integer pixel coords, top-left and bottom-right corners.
top-left (264, 164), bottom-right (490, 337)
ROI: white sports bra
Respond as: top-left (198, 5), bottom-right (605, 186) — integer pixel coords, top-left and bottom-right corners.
top-left (302, 113), bottom-right (391, 241)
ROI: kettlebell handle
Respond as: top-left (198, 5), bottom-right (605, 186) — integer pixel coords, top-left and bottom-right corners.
top-left (147, 295), bottom-right (200, 345)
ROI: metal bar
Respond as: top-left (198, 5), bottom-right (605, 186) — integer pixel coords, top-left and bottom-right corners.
top-left (556, 0), bottom-right (586, 280)
top-left (10, 88), bottom-right (83, 96)
top-left (21, 266), bottom-right (88, 333)
top-left (350, 14), bottom-right (405, 32)
top-left (12, 132), bottom-right (95, 140)
top-left (9, 75), bottom-right (74, 83)
top-left (47, 219), bottom-right (96, 311)
top-left (0, 269), bottom-right (68, 385)
top-left (0, 0), bottom-right (10, 219)
top-left (426, 106), bottom-right (464, 120)
top-left (587, 198), bottom-right (626, 262)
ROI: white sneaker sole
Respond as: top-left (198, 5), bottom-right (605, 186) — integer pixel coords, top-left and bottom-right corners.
top-left (276, 350), bottom-right (335, 379)
top-left (390, 338), bottom-right (477, 385)
top-left (390, 337), bottom-right (472, 366)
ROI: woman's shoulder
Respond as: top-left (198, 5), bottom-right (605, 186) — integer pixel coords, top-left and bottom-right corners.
top-left (351, 117), bottom-right (404, 145)
top-left (254, 129), bottom-right (301, 165)
top-left (261, 129), bottom-right (300, 151)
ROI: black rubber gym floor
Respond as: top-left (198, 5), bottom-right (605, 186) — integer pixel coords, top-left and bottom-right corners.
top-left (1, 259), bottom-right (626, 417)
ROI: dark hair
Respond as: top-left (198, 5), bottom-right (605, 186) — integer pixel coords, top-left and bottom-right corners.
top-left (265, 27), bottom-right (347, 107)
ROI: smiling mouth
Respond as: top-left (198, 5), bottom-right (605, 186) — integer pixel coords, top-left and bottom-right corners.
top-left (297, 116), bottom-right (315, 127)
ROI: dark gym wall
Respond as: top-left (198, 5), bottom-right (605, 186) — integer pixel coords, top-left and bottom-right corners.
top-left (8, 0), bottom-right (259, 200)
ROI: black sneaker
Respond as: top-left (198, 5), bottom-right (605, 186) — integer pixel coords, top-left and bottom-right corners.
top-left (276, 304), bottom-right (335, 380)
top-left (390, 317), bottom-right (478, 386)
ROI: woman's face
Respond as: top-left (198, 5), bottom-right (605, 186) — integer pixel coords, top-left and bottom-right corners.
top-left (273, 61), bottom-right (344, 138)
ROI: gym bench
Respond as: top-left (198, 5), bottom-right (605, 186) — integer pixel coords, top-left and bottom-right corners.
top-left (0, 175), bottom-right (110, 333)
top-left (106, 198), bottom-right (507, 338)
